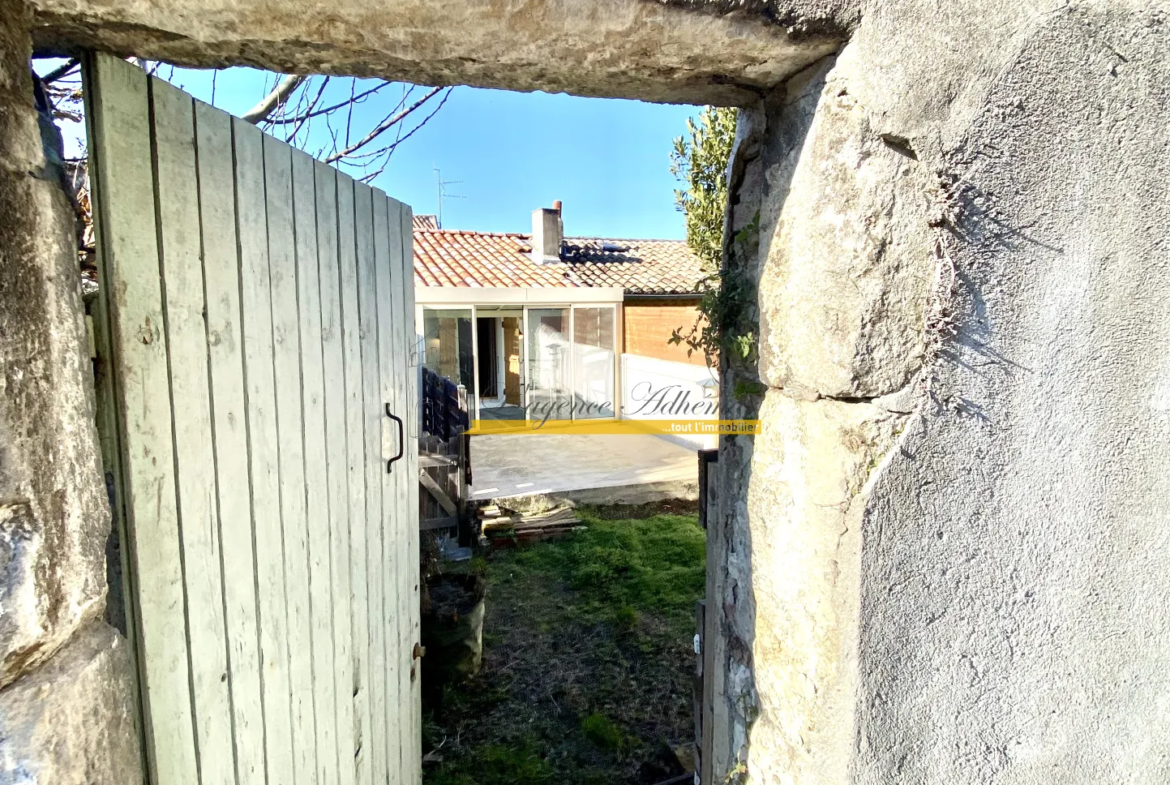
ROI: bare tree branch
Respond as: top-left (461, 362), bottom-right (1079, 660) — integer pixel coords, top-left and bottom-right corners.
top-left (288, 76), bottom-right (330, 143)
top-left (325, 86), bottom-right (446, 164)
top-left (344, 78), bottom-right (357, 149)
top-left (264, 81), bottom-right (388, 125)
top-left (42, 59), bottom-right (79, 84)
top-left (381, 88), bottom-right (452, 156)
top-left (243, 75), bottom-right (307, 123)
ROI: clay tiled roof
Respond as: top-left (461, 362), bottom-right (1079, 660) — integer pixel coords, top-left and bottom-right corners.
top-left (413, 227), bottom-right (704, 295)
top-left (413, 214), bottom-right (439, 230)
top-left (559, 238), bottom-right (704, 295)
top-left (413, 230), bottom-right (577, 288)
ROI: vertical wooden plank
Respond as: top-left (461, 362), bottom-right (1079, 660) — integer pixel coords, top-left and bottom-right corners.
top-left (292, 149), bottom-right (338, 785)
top-left (151, 77), bottom-right (237, 785)
top-left (695, 453), bottom-right (718, 783)
top-left (694, 598), bottom-right (705, 781)
top-left (87, 53), bottom-right (199, 785)
top-left (315, 160), bottom-right (355, 785)
top-left (196, 100), bottom-right (267, 785)
top-left (383, 196), bottom-right (410, 781)
top-left (264, 134), bottom-right (318, 785)
top-left (354, 184), bottom-right (388, 785)
top-left (397, 203), bottom-right (423, 785)
top-left (703, 461), bottom-right (726, 785)
top-left (82, 52), bottom-right (146, 775)
top-left (338, 175), bottom-right (373, 785)
top-left (233, 117), bottom-right (296, 785)
top-left (372, 195), bottom-right (403, 784)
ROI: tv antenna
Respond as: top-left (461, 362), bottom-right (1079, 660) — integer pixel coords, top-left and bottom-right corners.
top-left (434, 167), bottom-right (465, 228)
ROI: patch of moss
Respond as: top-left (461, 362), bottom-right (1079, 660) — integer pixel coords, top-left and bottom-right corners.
top-left (733, 378), bottom-right (767, 399)
top-left (581, 713), bottom-right (625, 751)
top-left (613, 604), bottom-right (638, 633)
top-left (427, 738), bottom-right (554, 785)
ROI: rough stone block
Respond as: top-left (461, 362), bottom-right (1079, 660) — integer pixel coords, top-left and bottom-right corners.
top-left (0, 620), bottom-right (142, 784)
top-left (743, 390), bottom-right (904, 782)
top-left (1, 2), bottom-right (111, 688)
top-left (757, 68), bottom-right (936, 399)
top-left (28, 0), bottom-right (846, 106)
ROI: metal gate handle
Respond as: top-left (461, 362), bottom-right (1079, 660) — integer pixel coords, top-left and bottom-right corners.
top-left (385, 404), bottom-right (404, 473)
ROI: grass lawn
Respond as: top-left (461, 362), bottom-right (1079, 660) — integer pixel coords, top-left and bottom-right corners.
top-left (422, 500), bottom-right (705, 785)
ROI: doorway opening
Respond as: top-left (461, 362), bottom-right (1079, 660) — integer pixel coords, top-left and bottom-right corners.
top-left (476, 310), bottom-right (524, 417)
top-left (38, 50), bottom-right (719, 785)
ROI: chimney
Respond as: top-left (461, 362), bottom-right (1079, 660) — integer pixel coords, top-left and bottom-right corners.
top-left (531, 202), bottom-right (563, 264)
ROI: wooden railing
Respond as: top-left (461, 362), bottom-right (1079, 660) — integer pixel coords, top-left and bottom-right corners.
top-left (419, 371), bottom-right (470, 536)
top-left (696, 447), bottom-right (718, 785)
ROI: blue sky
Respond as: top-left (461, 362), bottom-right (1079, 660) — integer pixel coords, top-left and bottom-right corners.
top-left (48, 63), bottom-right (701, 240)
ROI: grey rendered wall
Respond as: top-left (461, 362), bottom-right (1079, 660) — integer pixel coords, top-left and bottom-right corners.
top-left (853, 3), bottom-right (1170, 782)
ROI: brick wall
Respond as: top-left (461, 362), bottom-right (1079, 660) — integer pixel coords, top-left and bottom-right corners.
top-left (622, 299), bottom-right (709, 367)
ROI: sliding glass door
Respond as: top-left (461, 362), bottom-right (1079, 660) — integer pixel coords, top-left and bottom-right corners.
top-left (572, 306), bottom-right (617, 419)
top-left (525, 307), bottom-right (572, 423)
top-left (474, 308), bottom-right (526, 421)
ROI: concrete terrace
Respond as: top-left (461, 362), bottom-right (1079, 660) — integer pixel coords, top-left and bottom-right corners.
top-left (469, 433), bottom-right (699, 504)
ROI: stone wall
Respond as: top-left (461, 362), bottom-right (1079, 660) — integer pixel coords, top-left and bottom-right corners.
top-left (0, 0), bottom-right (142, 781)
top-left (707, 49), bottom-right (935, 782)
top-left (708, 0), bottom-right (1170, 782)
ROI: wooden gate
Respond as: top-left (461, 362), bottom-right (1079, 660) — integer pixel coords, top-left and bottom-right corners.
top-left (85, 53), bottom-right (421, 785)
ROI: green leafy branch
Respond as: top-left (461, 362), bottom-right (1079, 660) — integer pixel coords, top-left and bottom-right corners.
top-left (670, 215), bottom-right (759, 366)
top-left (667, 106), bottom-right (759, 367)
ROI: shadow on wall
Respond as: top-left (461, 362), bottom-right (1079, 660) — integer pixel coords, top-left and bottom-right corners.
top-left (853, 7), bottom-right (1170, 780)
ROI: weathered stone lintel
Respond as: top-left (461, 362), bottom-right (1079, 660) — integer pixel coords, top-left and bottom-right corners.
top-left (28, 0), bottom-right (846, 105)
top-left (654, 0), bottom-right (861, 38)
